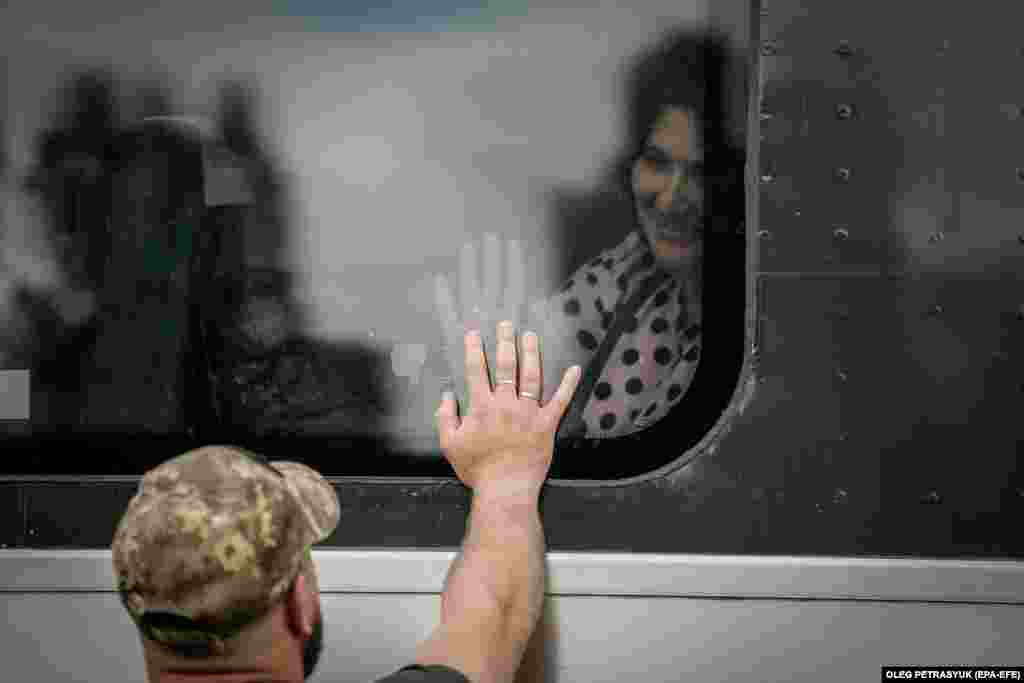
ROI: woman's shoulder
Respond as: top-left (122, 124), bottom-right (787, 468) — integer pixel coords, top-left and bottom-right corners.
top-left (573, 231), bottom-right (646, 277)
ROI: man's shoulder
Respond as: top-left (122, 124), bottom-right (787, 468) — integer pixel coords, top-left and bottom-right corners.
top-left (370, 663), bottom-right (471, 683)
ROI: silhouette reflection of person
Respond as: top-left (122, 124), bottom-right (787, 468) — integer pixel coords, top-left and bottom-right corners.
top-left (193, 83), bottom-right (392, 440)
top-left (435, 28), bottom-right (744, 439)
top-left (2, 70), bottom-right (116, 429)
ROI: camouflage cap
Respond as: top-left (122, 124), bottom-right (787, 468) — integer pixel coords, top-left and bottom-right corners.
top-left (111, 445), bottom-right (339, 654)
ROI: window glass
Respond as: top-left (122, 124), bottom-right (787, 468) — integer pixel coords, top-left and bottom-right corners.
top-left (0, 2), bottom-right (749, 477)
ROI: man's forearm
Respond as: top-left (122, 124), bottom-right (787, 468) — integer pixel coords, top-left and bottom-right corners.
top-left (441, 492), bottom-right (546, 647)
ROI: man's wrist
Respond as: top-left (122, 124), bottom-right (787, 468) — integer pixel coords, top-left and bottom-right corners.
top-left (471, 482), bottom-right (543, 511)
top-left (469, 485), bottom-right (543, 539)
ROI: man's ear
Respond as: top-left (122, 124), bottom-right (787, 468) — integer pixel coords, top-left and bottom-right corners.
top-left (286, 572), bottom-right (317, 639)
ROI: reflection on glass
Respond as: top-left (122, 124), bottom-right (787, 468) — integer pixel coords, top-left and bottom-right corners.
top-left (0, 17), bottom-right (745, 460)
top-left (432, 29), bottom-right (744, 441)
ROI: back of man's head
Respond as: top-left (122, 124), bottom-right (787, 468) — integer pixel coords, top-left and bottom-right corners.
top-left (111, 445), bottom-right (339, 681)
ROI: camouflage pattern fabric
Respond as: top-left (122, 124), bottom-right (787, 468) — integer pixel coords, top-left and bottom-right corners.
top-left (111, 445), bottom-right (339, 653)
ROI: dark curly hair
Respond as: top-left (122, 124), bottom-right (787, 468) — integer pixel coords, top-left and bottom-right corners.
top-left (614, 26), bottom-right (746, 235)
top-left (625, 27), bottom-right (736, 160)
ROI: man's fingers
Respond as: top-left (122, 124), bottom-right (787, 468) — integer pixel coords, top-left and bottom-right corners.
top-left (463, 329), bottom-right (493, 409)
top-left (493, 320), bottom-right (518, 398)
top-left (519, 330), bottom-right (542, 403)
top-left (435, 391), bottom-right (460, 451)
top-left (501, 239), bottom-right (525, 326)
top-left (541, 364), bottom-right (582, 427)
top-left (528, 297), bottom-right (569, 402)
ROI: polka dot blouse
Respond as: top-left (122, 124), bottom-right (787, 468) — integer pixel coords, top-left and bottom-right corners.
top-left (531, 231), bottom-right (702, 439)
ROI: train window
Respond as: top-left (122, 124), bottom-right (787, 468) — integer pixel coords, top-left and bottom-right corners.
top-left (0, 3), bottom-right (750, 480)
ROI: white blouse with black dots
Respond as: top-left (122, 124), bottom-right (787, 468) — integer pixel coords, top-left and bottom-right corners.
top-left (535, 231), bottom-right (702, 439)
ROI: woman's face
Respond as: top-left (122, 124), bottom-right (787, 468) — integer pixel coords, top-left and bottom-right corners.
top-left (631, 106), bottom-right (705, 276)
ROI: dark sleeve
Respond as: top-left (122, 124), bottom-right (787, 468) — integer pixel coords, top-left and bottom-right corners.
top-left (371, 663), bottom-right (471, 683)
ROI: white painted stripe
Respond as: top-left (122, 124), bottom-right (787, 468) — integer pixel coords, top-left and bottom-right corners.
top-left (0, 549), bottom-right (1022, 604)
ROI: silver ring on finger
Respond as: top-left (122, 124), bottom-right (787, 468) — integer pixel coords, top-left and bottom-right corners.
top-left (519, 390), bottom-right (539, 401)
top-left (496, 379), bottom-right (516, 387)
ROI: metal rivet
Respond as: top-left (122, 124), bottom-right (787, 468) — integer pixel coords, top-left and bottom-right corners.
top-left (928, 231), bottom-right (945, 244)
top-left (835, 369), bottom-right (847, 382)
top-left (832, 488), bottom-right (849, 505)
top-left (760, 107), bottom-right (775, 122)
top-left (757, 229), bottom-right (772, 240)
top-left (761, 41), bottom-right (779, 57)
top-left (835, 104), bottom-right (854, 120)
top-left (761, 172), bottom-right (775, 183)
top-left (835, 167), bottom-right (852, 182)
top-left (793, 208), bottom-right (802, 217)
top-left (834, 42), bottom-right (853, 58)
top-left (833, 226), bottom-right (849, 240)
